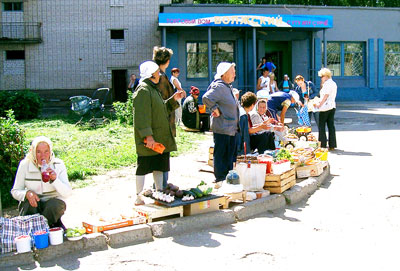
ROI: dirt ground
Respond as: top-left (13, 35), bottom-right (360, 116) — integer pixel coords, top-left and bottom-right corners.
top-left (61, 133), bottom-right (215, 227)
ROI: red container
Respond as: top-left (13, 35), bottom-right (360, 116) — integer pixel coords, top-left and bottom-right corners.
top-left (257, 155), bottom-right (273, 174)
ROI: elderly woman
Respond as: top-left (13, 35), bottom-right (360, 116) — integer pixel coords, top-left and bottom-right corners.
top-left (315, 68), bottom-right (337, 150)
top-left (133, 61), bottom-right (184, 205)
top-left (11, 136), bottom-right (72, 228)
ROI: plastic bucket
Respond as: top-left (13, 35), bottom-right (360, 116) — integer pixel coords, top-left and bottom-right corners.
top-left (315, 151), bottom-right (328, 161)
top-left (33, 230), bottom-right (49, 249)
top-left (49, 227), bottom-right (64, 246)
top-left (198, 104), bottom-right (206, 114)
top-left (15, 235), bottom-right (31, 253)
top-left (258, 155), bottom-right (273, 174)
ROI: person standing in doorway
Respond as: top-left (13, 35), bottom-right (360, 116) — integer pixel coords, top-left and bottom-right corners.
top-left (128, 73), bottom-right (139, 92)
top-left (203, 62), bottom-right (239, 189)
top-left (315, 68), bottom-right (337, 151)
top-left (257, 68), bottom-right (271, 95)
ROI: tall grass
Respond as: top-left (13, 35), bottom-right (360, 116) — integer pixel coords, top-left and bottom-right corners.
top-left (20, 115), bottom-right (204, 184)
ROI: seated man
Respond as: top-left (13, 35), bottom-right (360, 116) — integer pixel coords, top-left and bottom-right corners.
top-left (182, 86), bottom-right (209, 132)
top-left (237, 92), bottom-right (272, 155)
top-left (249, 99), bottom-right (281, 153)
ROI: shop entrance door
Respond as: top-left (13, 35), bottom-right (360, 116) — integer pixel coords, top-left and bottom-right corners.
top-left (112, 69), bottom-right (128, 102)
top-left (264, 41), bottom-right (292, 83)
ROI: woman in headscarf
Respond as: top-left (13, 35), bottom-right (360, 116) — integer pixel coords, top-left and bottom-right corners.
top-left (133, 61), bottom-right (185, 205)
top-left (11, 136), bottom-right (72, 228)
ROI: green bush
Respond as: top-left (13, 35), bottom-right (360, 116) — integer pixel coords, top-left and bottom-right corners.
top-left (0, 110), bottom-right (26, 208)
top-left (112, 90), bottom-right (133, 125)
top-left (0, 89), bottom-right (42, 120)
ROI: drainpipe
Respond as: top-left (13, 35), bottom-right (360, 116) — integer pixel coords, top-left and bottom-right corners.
top-left (323, 29), bottom-right (327, 67)
top-left (208, 27), bottom-right (212, 84)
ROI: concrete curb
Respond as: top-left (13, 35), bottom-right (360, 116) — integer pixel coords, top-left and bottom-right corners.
top-left (103, 224), bottom-right (153, 248)
top-left (0, 251), bottom-right (35, 268)
top-left (149, 209), bottom-right (236, 238)
top-left (283, 165), bottom-right (331, 205)
top-left (233, 194), bottom-right (286, 221)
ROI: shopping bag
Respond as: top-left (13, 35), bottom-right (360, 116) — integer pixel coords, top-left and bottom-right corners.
top-left (236, 162), bottom-right (266, 191)
top-left (297, 105), bottom-right (311, 127)
top-left (0, 214), bottom-right (49, 254)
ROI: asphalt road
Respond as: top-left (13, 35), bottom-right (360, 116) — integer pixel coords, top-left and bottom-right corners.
top-left (9, 102), bottom-right (400, 271)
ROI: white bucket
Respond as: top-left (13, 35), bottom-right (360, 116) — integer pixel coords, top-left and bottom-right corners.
top-left (15, 235), bottom-right (31, 253)
top-left (49, 227), bottom-right (64, 245)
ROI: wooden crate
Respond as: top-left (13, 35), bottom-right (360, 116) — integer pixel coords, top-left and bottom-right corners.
top-left (209, 146), bottom-right (214, 154)
top-left (296, 161), bottom-right (328, 178)
top-left (134, 204), bottom-right (183, 223)
top-left (219, 191), bottom-right (247, 209)
top-left (264, 168), bottom-right (296, 194)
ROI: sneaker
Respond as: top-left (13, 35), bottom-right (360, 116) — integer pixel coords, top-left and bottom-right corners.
top-left (134, 195), bottom-right (145, 206)
top-left (214, 182), bottom-right (222, 189)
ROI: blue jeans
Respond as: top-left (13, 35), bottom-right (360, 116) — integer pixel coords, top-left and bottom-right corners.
top-left (213, 133), bottom-right (238, 182)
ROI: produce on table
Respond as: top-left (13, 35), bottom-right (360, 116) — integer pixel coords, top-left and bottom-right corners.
top-left (66, 227), bottom-right (86, 237)
top-left (152, 191), bottom-right (175, 203)
top-left (275, 148), bottom-right (294, 163)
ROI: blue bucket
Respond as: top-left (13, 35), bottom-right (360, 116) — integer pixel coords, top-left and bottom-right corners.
top-left (33, 231), bottom-right (49, 249)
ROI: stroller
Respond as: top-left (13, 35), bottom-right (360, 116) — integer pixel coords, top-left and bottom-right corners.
top-left (69, 88), bottom-right (111, 128)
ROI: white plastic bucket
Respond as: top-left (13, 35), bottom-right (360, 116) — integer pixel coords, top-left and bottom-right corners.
top-left (15, 235), bottom-right (31, 253)
top-left (49, 227), bottom-right (64, 245)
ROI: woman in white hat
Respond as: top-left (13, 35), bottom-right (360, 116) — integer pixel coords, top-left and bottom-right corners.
top-left (132, 61), bottom-right (185, 205)
top-left (202, 62), bottom-right (239, 188)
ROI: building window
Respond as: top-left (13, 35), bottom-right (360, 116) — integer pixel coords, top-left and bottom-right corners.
top-left (186, 41), bottom-right (234, 79)
top-left (3, 2), bottom-right (23, 11)
top-left (110, 0), bottom-right (124, 7)
top-left (323, 42), bottom-right (365, 77)
top-left (110, 30), bottom-right (125, 54)
top-left (385, 42), bottom-right (400, 76)
top-left (6, 50), bottom-right (25, 60)
top-left (4, 50), bottom-right (25, 75)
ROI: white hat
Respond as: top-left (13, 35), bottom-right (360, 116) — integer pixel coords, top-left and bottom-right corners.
top-left (256, 90), bottom-right (270, 100)
top-left (214, 62), bottom-right (236, 80)
top-left (289, 90), bottom-right (300, 104)
top-left (139, 61), bottom-right (159, 82)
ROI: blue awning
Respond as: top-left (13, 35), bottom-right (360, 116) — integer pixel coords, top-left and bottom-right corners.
top-left (159, 13), bottom-right (333, 29)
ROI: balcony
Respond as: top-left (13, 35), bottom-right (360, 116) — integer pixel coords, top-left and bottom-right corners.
top-left (0, 22), bottom-right (42, 44)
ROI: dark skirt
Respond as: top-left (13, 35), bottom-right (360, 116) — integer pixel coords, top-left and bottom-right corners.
top-left (136, 152), bottom-right (170, 175)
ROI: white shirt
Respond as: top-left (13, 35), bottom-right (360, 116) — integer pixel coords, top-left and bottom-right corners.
top-left (259, 75), bottom-right (270, 92)
top-left (170, 75), bottom-right (181, 90)
top-left (319, 78), bottom-right (337, 112)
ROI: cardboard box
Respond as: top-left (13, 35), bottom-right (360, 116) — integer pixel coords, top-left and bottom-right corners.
top-left (183, 198), bottom-right (220, 216)
top-left (296, 161), bottom-right (327, 178)
top-left (82, 216), bottom-right (146, 233)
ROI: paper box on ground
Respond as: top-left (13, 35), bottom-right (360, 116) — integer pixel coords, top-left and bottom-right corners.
top-left (134, 204), bottom-right (183, 223)
top-left (296, 161), bottom-right (328, 178)
top-left (183, 198), bottom-right (220, 216)
top-left (82, 216), bottom-right (146, 233)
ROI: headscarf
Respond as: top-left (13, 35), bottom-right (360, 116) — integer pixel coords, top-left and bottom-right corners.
top-left (139, 61), bottom-right (159, 83)
top-left (26, 136), bottom-right (55, 168)
top-left (190, 86), bottom-right (200, 95)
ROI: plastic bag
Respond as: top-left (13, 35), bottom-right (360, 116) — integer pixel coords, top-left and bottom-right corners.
top-left (296, 105), bottom-right (311, 127)
top-left (236, 162), bottom-right (266, 191)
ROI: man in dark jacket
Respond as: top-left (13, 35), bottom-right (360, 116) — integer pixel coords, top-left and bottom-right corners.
top-left (203, 62), bottom-right (239, 187)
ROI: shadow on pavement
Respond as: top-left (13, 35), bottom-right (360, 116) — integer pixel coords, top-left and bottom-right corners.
top-left (333, 149), bottom-right (372, 156)
top-left (171, 224), bottom-right (237, 248)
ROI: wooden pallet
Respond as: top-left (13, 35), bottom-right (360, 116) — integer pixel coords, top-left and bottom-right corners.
top-left (219, 191), bottom-right (247, 209)
top-left (264, 168), bottom-right (296, 194)
top-left (134, 204), bottom-right (183, 223)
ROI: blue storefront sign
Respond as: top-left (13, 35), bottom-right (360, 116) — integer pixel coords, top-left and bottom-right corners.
top-left (159, 13), bottom-right (333, 28)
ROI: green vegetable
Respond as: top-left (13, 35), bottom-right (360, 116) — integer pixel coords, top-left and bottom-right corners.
top-left (275, 148), bottom-right (294, 163)
top-left (203, 187), bottom-right (213, 196)
top-left (183, 190), bottom-right (197, 198)
top-left (190, 188), bottom-right (203, 198)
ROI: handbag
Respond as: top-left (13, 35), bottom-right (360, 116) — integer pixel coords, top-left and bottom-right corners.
top-left (0, 214), bottom-right (49, 254)
top-left (296, 105), bottom-right (311, 127)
